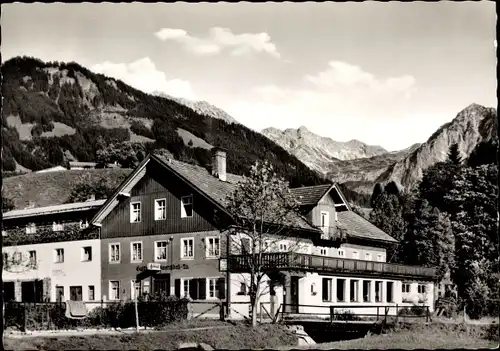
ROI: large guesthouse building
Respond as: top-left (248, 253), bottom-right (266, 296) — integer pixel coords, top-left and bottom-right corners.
top-left (90, 148), bottom-right (437, 318)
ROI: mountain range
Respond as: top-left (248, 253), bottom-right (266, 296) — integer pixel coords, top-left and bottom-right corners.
top-left (1, 56), bottom-right (497, 209)
top-left (264, 103), bottom-right (497, 202)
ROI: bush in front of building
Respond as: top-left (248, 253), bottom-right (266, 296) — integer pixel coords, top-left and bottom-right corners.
top-left (4, 296), bottom-right (189, 331)
top-left (332, 309), bottom-right (362, 321)
top-left (398, 304), bottom-right (427, 317)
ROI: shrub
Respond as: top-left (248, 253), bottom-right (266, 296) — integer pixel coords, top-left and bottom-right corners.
top-left (398, 305), bottom-right (427, 317)
top-left (486, 323), bottom-right (499, 341)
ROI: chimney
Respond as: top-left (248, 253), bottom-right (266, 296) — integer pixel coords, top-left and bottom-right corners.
top-left (86, 194), bottom-right (96, 202)
top-left (211, 147), bottom-right (227, 182)
top-left (25, 201), bottom-right (35, 209)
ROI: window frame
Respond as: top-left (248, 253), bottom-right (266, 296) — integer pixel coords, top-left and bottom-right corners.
top-left (319, 248), bottom-right (327, 256)
top-left (88, 285), bottom-right (95, 301)
top-left (205, 236), bottom-right (220, 259)
top-left (206, 277), bottom-right (221, 300)
top-left (402, 283), bottom-right (411, 294)
top-left (352, 250), bottom-right (359, 259)
top-left (182, 278), bottom-right (192, 299)
top-left (322, 277), bottom-right (333, 302)
top-left (130, 201), bottom-right (142, 223)
top-left (181, 195), bottom-right (194, 218)
top-left (181, 237), bottom-right (195, 260)
top-left (109, 243), bottom-right (121, 263)
top-left (28, 250), bottom-right (37, 266)
top-left (377, 253), bottom-right (384, 262)
top-left (81, 246), bottom-right (92, 262)
top-left (130, 241), bottom-right (143, 263)
top-left (54, 248), bottom-right (64, 263)
top-left (418, 284), bottom-right (426, 294)
top-left (109, 280), bottom-right (120, 300)
top-left (154, 240), bottom-right (168, 262)
top-left (365, 253), bottom-right (372, 261)
top-left (26, 223), bottom-right (37, 234)
top-left (154, 198), bottom-right (167, 221)
top-left (337, 248), bottom-right (345, 258)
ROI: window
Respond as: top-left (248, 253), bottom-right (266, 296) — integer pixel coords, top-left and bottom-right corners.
top-left (238, 282), bottom-right (247, 295)
top-left (13, 252), bottom-right (22, 264)
top-left (263, 240), bottom-right (271, 252)
top-left (82, 246), bottom-right (92, 262)
top-left (322, 278), bottom-right (333, 302)
top-left (130, 202), bottom-right (141, 223)
top-left (3, 253), bottom-right (8, 266)
top-left (319, 248), bottom-right (327, 256)
top-left (55, 286), bottom-right (64, 302)
top-left (181, 195), bottom-right (193, 218)
top-left (365, 253), bottom-right (372, 261)
top-left (352, 251), bottom-right (359, 259)
top-left (131, 280), bottom-right (141, 300)
top-left (88, 286), bottom-right (95, 301)
top-left (402, 283), bottom-right (411, 293)
top-left (336, 279), bottom-right (346, 302)
top-left (155, 199), bottom-right (166, 220)
top-left (350, 280), bottom-right (359, 302)
top-left (279, 243), bottom-right (288, 252)
top-left (2, 230), bottom-right (7, 237)
top-left (386, 282), bottom-right (394, 302)
top-left (181, 238), bottom-right (194, 259)
top-left (320, 211), bottom-right (329, 236)
top-left (109, 243), bottom-right (120, 263)
top-left (26, 223), bottom-right (36, 234)
top-left (52, 222), bottom-right (64, 232)
top-left (183, 279), bottom-right (191, 298)
top-left (241, 238), bottom-right (251, 254)
top-left (377, 254), bottom-right (383, 262)
top-left (110, 281), bottom-right (120, 300)
top-left (79, 220), bottom-right (89, 229)
top-left (28, 250), bottom-right (36, 266)
top-left (131, 241), bottom-right (143, 262)
top-left (54, 248), bottom-right (64, 263)
top-left (70, 286), bottom-right (83, 301)
top-left (155, 241), bottom-right (168, 261)
top-left (207, 278), bottom-right (220, 299)
top-left (206, 237), bottom-right (220, 258)
top-left (375, 281), bottom-right (383, 302)
top-left (418, 284), bottom-right (427, 294)
top-left (363, 281), bottom-right (371, 302)
top-left (337, 249), bottom-right (345, 257)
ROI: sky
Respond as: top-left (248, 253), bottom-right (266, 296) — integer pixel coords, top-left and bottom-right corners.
top-left (2, 2), bottom-right (497, 151)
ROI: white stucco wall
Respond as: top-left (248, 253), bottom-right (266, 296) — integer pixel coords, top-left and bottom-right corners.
top-left (3, 239), bottom-right (101, 302)
top-left (296, 273), bottom-right (435, 315)
top-left (228, 273), bottom-right (283, 320)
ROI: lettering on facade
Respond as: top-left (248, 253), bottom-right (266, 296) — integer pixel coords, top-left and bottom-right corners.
top-left (136, 264), bottom-right (189, 272)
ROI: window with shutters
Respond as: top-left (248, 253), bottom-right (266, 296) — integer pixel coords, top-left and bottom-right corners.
top-left (418, 284), bottom-right (426, 294)
top-left (88, 286), bottom-right (95, 301)
top-left (402, 283), bottom-right (411, 293)
top-left (180, 278), bottom-right (207, 300)
top-left (322, 278), bottom-right (333, 302)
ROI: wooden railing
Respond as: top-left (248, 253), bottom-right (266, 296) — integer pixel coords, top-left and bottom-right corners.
top-left (227, 253), bottom-right (436, 279)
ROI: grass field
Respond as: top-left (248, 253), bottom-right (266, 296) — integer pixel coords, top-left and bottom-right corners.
top-left (297, 322), bottom-right (499, 350)
top-left (3, 322), bottom-right (297, 350)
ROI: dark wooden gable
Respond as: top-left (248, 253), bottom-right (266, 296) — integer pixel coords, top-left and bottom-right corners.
top-left (100, 161), bottom-right (226, 239)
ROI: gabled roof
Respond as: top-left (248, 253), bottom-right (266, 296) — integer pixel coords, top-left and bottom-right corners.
top-left (290, 183), bottom-right (352, 211)
top-left (91, 154), bottom-right (319, 232)
top-left (290, 184), bottom-right (333, 206)
top-left (3, 199), bottom-right (106, 220)
top-left (336, 211), bottom-right (397, 243)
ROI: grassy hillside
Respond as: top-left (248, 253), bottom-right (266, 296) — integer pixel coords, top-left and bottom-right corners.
top-left (1, 56), bottom-right (325, 188)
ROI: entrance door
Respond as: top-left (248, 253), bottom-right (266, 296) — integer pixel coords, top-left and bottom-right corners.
top-left (153, 274), bottom-right (171, 296)
top-left (290, 276), bottom-right (299, 314)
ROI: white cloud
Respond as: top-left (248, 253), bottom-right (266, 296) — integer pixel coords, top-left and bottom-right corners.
top-left (154, 27), bottom-right (281, 59)
top-left (91, 57), bottom-right (197, 100)
top-left (223, 61), bottom-right (421, 151)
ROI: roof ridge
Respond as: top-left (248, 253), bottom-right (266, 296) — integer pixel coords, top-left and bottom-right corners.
top-left (290, 183), bottom-right (333, 190)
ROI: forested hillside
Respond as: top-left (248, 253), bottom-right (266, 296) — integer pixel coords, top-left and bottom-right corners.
top-left (1, 56), bottom-right (325, 187)
top-left (369, 137), bottom-right (499, 319)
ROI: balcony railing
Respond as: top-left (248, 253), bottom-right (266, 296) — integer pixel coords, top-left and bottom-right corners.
top-left (227, 252), bottom-right (436, 279)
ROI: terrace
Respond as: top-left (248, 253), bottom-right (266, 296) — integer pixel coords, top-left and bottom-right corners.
top-left (227, 252), bottom-right (436, 280)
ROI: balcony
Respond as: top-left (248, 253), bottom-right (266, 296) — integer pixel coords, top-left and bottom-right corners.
top-left (227, 252), bottom-right (436, 280)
